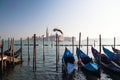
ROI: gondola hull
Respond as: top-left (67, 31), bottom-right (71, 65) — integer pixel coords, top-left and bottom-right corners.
top-left (92, 47), bottom-right (120, 76)
top-left (4, 47), bottom-right (22, 58)
top-left (62, 47), bottom-right (75, 80)
top-left (76, 47), bottom-right (100, 78)
top-left (103, 47), bottom-right (120, 66)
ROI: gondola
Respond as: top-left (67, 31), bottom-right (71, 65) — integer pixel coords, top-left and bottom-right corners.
top-left (92, 47), bottom-right (120, 75)
top-left (14, 47), bottom-right (22, 58)
top-left (103, 47), bottom-right (120, 66)
top-left (4, 47), bottom-right (22, 58)
top-left (76, 47), bottom-right (100, 78)
top-left (112, 47), bottom-right (120, 54)
top-left (62, 47), bottom-right (75, 80)
top-left (4, 46), bottom-right (11, 56)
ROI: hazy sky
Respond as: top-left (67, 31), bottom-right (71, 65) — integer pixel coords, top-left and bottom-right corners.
top-left (1, 0), bottom-right (120, 40)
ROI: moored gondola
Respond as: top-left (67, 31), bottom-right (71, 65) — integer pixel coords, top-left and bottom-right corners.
top-left (76, 47), bottom-right (100, 78)
top-left (103, 47), bottom-right (120, 66)
top-left (92, 47), bottom-right (120, 75)
top-left (62, 47), bottom-right (75, 80)
top-left (4, 47), bottom-right (22, 58)
top-left (112, 47), bottom-right (120, 54)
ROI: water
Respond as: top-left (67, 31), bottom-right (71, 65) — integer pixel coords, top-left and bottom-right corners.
top-left (1, 39), bottom-right (120, 80)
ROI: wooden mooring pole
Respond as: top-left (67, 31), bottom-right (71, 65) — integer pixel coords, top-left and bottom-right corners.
top-left (78, 33), bottom-right (81, 71)
top-left (12, 38), bottom-right (14, 66)
top-left (87, 37), bottom-right (89, 55)
top-left (10, 38), bottom-right (12, 63)
top-left (114, 37), bottom-right (116, 48)
top-left (72, 36), bottom-right (74, 55)
top-left (99, 35), bottom-right (101, 65)
top-left (1, 39), bottom-right (4, 75)
top-left (58, 36), bottom-right (59, 62)
top-left (42, 35), bottom-right (45, 61)
top-left (94, 40), bottom-right (96, 47)
top-left (20, 38), bottom-right (23, 61)
top-left (8, 37), bottom-right (10, 50)
top-left (33, 34), bottom-right (36, 71)
top-left (99, 35), bottom-right (101, 74)
top-left (56, 33), bottom-right (58, 72)
top-left (28, 37), bottom-right (30, 61)
top-left (79, 32), bottom-right (81, 49)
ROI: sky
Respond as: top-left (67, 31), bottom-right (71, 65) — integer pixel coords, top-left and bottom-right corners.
top-left (1, 0), bottom-right (120, 40)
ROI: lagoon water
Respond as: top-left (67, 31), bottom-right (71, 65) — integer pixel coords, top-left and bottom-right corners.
top-left (2, 39), bottom-right (120, 80)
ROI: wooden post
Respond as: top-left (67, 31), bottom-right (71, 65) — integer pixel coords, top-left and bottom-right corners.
top-left (33, 40), bottom-right (34, 70)
top-left (87, 37), bottom-right (89, 55)
top-left (114, 37), bottom-right (116, 48)
top-left (99, 35), bottom-right (101, 64)
top-left (8, 37), bottom-right (10, 50)
top-left (58, 36), bottom-right (59, 62)
top-left (20, 38), bottom-right (23, 61)
top-left (78, 33), bottom-right (81, 71)
top-left (94, 40), bottom-right (95, 47)
top-left (10, 38), bottom-right (12, 63)
top-left (99, 35), bottom-right (101, 74)
top-left (12, 38), bottom-right (14, 66)
top-left (79, 32), bottom-right (81, 49)
top-left (56, 33), bottom-right (58, 72)
top-left (42, 35), bottom-right (45, 61)
top-left (1, 39), bottom-right (4, 75)
top-left (72, 36), bottom-right (74, 55)
top-left (28, 37), bottom-right (30, 61)
top-left (33, 34), bottom-right (36, 71)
